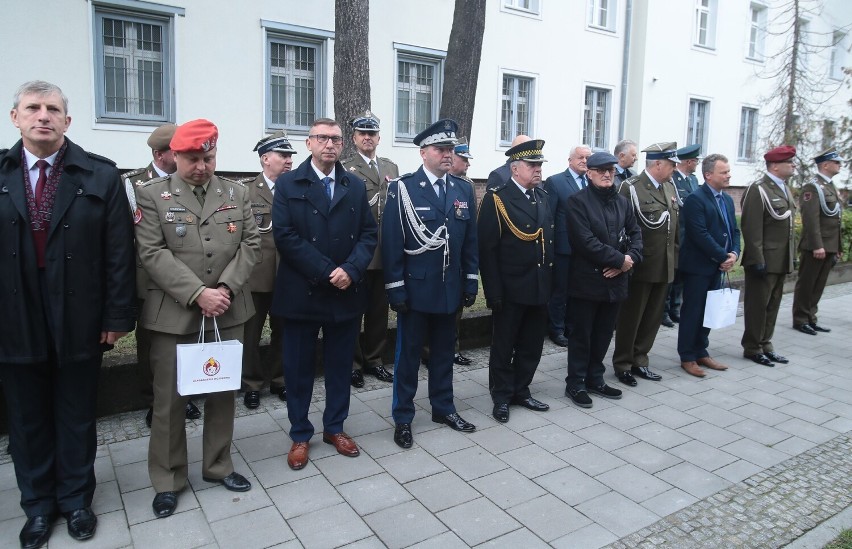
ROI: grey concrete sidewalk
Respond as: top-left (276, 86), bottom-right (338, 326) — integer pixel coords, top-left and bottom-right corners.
top-left (1, 284), bottom-right (850, 548)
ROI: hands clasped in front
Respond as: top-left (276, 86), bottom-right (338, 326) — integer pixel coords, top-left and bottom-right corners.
top-left (603, 253), bottom-right (634, 279)
top-left (197, 287), bottom-right (231, 317)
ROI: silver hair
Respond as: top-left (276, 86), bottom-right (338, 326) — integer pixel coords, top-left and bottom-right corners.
top-left (569, 144), bottom-right (592, 158)
top-left (702, 153), bottom-right (729, 177)
top-left (614, 139), bottom-right (636, 156)
top-left (13, 80), bottom-right (69, 113)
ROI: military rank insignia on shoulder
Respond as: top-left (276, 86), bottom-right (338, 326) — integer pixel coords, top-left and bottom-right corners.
top-left (397, 172), bottom-right (414, 180)
top-left (378, 156), bottom-right (398, 167)
top-left (86, 151), bottom-right (117, 166)
top-left (122, 167), bottom-right (146, 179)
top-left (141, 174), bottom-right (170, 187)
top-left (487, 182), bottom-right (507, 193)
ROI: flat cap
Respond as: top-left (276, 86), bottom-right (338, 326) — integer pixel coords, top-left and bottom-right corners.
top-left (454, 137), bottom-right (473, 159)
top-left (170, 119), bottom-right (218, 153)
top-left (147, 124), bottom-right (177, 151)
top-left (642, 142), bottom-right (680, 162)
top-left (254, 130), bottom-right (297, 156)
top-left (350, 110), bottom-right (381, 132)
top-left (506, 139), bottom-right (546, 163)
top-left (413, 118), bottom-right (459, 147)
top-left (587, 151), bottom-right (619, 169)
top-left (813, 147), bottom-right (843, 164)
top-left (764, 145), bottom-right (796, 163)
top-left (676, 143), bottom-right (701, 160)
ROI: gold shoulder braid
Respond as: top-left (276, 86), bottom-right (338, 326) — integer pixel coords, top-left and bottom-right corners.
top-left (491, 193), bottom-right (546, 261)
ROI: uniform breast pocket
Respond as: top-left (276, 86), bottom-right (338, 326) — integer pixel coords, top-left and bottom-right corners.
top-left (454, 208), bottom-right (471, 220)
top-left (415, 208), bottom-right (436, 222)
top-left (213, 210), bottom-right (242, 243)
top-left (640, 204), bottom-right (664, 221)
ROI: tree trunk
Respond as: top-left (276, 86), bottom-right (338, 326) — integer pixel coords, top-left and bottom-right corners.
top-left (783, 0), bottom-right (800, 145)
top-left (439, 0), bottom-right (487, 142)
top-left (334, 0), bottom-right (371, 160)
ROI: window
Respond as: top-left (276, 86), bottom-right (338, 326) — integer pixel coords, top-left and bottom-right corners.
top-left (830, 31), bottom-right (846, 80)
top-left (500, 75), bottom-right (534, 145)
top-left (93, 6), bottom-right (178, 124)
top-left (395, 47), bottom-right (444, 140)
top-left (687, 98), bottom-right (709, 146)
top-left (583, 87), bottom-right (610, 150)
top-left (504, 0), bottom-right (540, 15)
top-left (738, 107), bottom-right (758, 161)
top-left (747, 4), bottom-right (767, 61)
top-left (694, 0), bottom-right (717, 49)
top-left (822, 119), bottom-right (836, 150)
top-left (588, 0), bottom-right (616, 32)
top-left (798, 19), bottom-right (811, 70)
top-left (265, 27), bottom-right (328, 132)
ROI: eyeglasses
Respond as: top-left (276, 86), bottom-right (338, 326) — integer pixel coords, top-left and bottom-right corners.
top-left (589, 167), bottom-right (616, 174)
top-left (309, 134), bottom-right (344, 145)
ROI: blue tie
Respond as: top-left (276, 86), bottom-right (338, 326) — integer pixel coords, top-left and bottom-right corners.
top-left (716, 193), bottom-right (732, 251)
top-left (577, 175), bottom-right (586, 189)
top-left (322, 176), bottom-right (332, 200)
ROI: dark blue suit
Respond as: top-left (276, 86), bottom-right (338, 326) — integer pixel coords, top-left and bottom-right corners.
top-left (677, 183), bottom-right (741, 362)
top-left (272, 157), bottom-right (377, 441)
top-left (382, 167), bottom-right (478, 424)
top-left (543, 169), bottom-right (583, 337)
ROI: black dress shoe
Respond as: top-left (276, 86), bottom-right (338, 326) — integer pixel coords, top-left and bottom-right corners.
top-left (764, 351), bottom-right (789, 364)
top-left (20, 515), bottom-right (54, 549)
top-left (152, 491), bottom-right (178, 518)
top-left (351, 370), bottom-right (365, 388)
top-left (63, 507), bottom-right (96, 541)
top-left (275, 386), bottom-right (287, 401)
top-left (549, 333), bottom-right (570, 347)
top-left (670, 312), bottom-right (681, 322)
top-left (745, 353), bottom-right (775, 367)
top-left (453, 353), bottom-right (473, 366)
top-left (243, 390), bottom-right (260, 409)
top-left (394, 423), bottom-right (413, 449)
top-left (185, 400), bottom-right (201, 420)
top-left (364, 364), bottom-right (394, 382)
top-left (432, 412), bottom-right (476, 432)
top-left (202, 471), bottom-right (251, 492)
top-left (492, 403), bottom-right (510, 423)
top-left (510, 396), bottom-right (550, 411)
top-left (586, 384), bottom-right (623, 399)
top-left (145, 407), bottom-right (153, 428)
top-left (811, 324), bottom-right (831, 333)
top-left (631, 366), bottom-right (662, 381)
top-left (616, 371), bottom-right (637, 387)
top-left (795, 324), bottom-right (818, 335)
top-left (661, 315), bottom-right (675, 328)
top-left (566, 388), bottom-right (593, 409)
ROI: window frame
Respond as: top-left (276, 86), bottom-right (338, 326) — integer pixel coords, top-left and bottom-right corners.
top-left (498, 72), bottom-right (536, 147)
top-left (746, 3), bottom-right (767, 62)
top-left (587, 0), bottom-right (617, 33)
top-left (92, 3), bottom-right (179, 125)
top-left (693, 0), bottom-right (718, 50)
top-left (737, 107), bottom-right (759, 162)
top-left (830, 31), bottom-right (846, 81)
top-left (582, 86), bottom-right (612, 151)
top-left (393, 44), bottom-right (445, 144)
top-left (686, 98), bottom-right (710, 148)
top-left (501, 0), bottom-right (542, 19)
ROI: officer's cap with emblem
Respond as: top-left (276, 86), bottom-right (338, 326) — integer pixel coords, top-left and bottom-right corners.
top-left (253, 130), bottom-right (297, 156)
top-left (505, 139), bottom-right (547, 164)
top-left (642, 142), bottom-right (680, 163)
top-left (454, 137), bottom-right (473, 159)
top-left (350, 110), bottom-right (381, 132)
top-left (170, 119), bottom-right (218, 153)
top-left (147, 124), bottom-right (178, 151)
top-left (413, 118), bottom-right (459, 147)
top-left (813, 147), bottom-right (844, 164)
top-left (763, 145), bottom-right (796, 163)
top-left (587, 151), bottom-right (619, 169)
top-left (675, 143), bottom-right (701, 161)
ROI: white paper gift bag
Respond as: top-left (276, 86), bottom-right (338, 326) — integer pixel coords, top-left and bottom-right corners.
top-left (703, 276), bottom-right (740, 330)
top-left (176, 317), bottom-right (243, 396)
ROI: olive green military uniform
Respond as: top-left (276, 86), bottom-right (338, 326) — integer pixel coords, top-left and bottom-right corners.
top-left (740, 175), bottom-right (796, 356)
top-left (135, 174), bottom-right (260, 492)
top-left (241, 173), bottom-right (285, 393)
top-left (792, 175), bottom-right (843, 327)
top-left (613, 173), bottom-right (679, 373)
top-left (342, 154), bottom-right (399, 371)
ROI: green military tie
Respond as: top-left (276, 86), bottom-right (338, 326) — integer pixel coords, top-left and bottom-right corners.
top-left (193, 185), bottom-right (205, 207)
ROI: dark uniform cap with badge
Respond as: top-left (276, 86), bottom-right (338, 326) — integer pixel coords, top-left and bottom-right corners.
top-left (505, 139), bottom-right (547, 164)
top-left (813, 147), bottom-right (843, 164)
top-left (763, 145), bottom-right (796, 163)
top-left (675, 143), bottom-right (701, 160)
top-left (147, 124), bottom-right (178, 151)
top-left (587, 151), bottom-right (619, 169)
top-left (413, 118), bottom-right (459, 147)
top-left (170, 119), bottom-right (218, 153)
top-left (642, 142), bottom-right (680, 163)
top-left (350, 110), bottom-right (381, 132)
top-left (454, 137), bottom-right (473, 159)
top-left (253, 130), bottom-right (297, 156)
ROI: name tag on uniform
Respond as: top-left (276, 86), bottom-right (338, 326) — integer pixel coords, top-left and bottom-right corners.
top-left (415, 207), bottom-right (430, 211)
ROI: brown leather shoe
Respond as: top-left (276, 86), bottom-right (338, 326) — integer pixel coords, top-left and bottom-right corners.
top-left (697, 356), bottom-right (728, 371)
top-left (681, 361), bottom-right (706, 377)
top-left (323, 432), bottom-right (360, 457)
top-left (287, 442), bottom-right (309, 470)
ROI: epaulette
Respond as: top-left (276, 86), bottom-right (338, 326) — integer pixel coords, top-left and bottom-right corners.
top-left (86, 151), bottom-right (117, 166)
top-left (624, 174), bottom-right (641, 186)
top-left (219, 176), bottom-right (246, 186)
top-left (378, 156), bottom-right (398, 167)
top-left (235, 177), bottom-right (254, 185)
top-left (121, 167), bottom-right (146, 179)
top-left (487, 182), bottom-right (508, 193)
top-left (397, 172), bottom-right (414, 179)
top-left (140, 174), bottom-right (171, 187)
top-left (341, 156), bottom-right (357, 165)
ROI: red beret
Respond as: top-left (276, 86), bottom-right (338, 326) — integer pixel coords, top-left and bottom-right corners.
top-left (170, 119), bottom-right (218, 153)
top-left (763, 145), bottom-right (796, 163)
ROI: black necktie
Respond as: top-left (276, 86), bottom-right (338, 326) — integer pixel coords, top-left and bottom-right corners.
top-left (436, 178), bottom-right (445, 202)
top-left (577, 175), bottom-right (586, 189)
top-left (526, 189), bottom-right (536, 204)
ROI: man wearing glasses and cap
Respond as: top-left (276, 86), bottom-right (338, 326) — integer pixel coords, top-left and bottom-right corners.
top-left (478, 139), bottom-right (554, 423)
top-left (241, 131), bottom-right (296, 409)
top-left (342, 111), bottom-right (398, 388)
top-left (382, 119), bottom-right (479, 449)
top-left (791, 147), bottom-right (844, 335)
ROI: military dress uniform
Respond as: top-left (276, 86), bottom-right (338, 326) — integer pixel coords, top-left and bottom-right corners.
top-left (791, 149), bottom-right (844, 332)
top-left (613, 145), bottom-right (680, 383)
top-left (740, 147), bottom-right (797, 362)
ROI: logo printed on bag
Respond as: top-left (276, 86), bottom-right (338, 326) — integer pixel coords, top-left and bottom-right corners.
top-left (203, 357), bottom-right (221, 376)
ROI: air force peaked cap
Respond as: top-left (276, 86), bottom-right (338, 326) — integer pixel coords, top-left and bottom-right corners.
top-left (454, 137), bottom-right (473, 159)
top-left (413, 118), bottom-right (459, 147)
top-left (813, 147), bottom-right (843, 164)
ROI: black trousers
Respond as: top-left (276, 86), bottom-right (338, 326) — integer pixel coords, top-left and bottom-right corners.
top-left (489, 302), bottom-right (548, 404)
top-left (565, 297), bottom-right (620, 392)
top-left (547, 254), bottom-right (572, 336)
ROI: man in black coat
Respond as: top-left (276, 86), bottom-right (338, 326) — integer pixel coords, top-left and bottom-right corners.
top-left (564, 152), bottom-right (642, 409)
top-left (0, 81), bottom-right (136, 547)
top-left (479, 139), bottom-right (554, 423)
top-left (486, 134), bottom-right (530, 188)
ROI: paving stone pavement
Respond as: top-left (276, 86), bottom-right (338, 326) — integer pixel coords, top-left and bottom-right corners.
top-left (0, 283), bottom-right (850, 548)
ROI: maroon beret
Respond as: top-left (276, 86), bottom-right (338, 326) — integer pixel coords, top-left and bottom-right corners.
top-left (763, 145), bottom-right (796, 163)
top-left (170, 119), bottom-right (218, 153)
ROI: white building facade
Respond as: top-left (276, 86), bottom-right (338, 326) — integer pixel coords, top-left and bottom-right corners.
top-left (1, 0), bottom-right (849, 189)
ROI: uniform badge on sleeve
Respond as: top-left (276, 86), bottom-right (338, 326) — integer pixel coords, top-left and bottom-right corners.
top-left (803, 192), bottom-right (812, 202)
